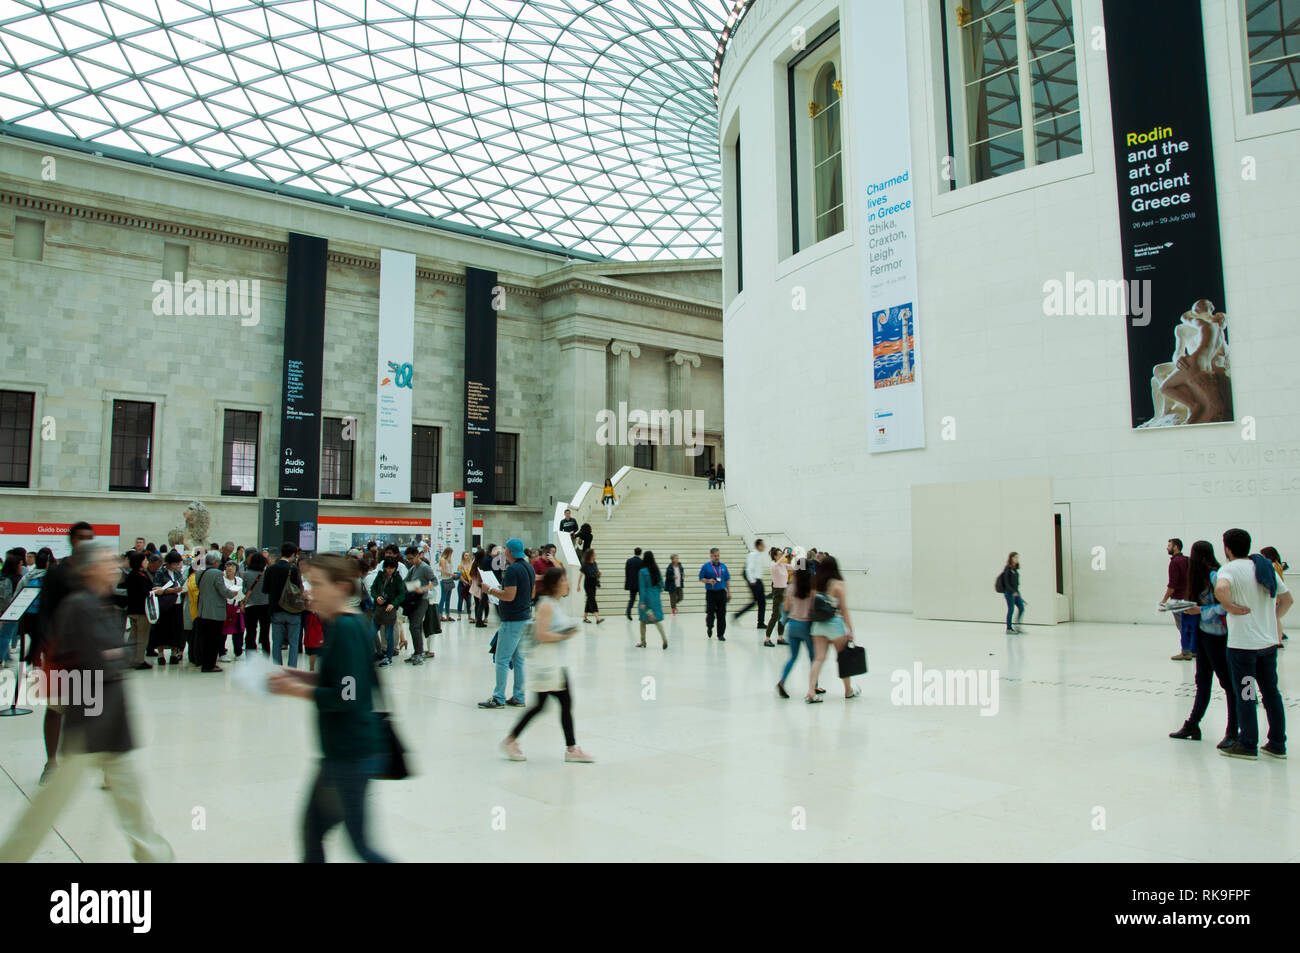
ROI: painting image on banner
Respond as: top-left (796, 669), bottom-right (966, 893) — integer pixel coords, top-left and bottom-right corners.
top-left (872, 304), bottom-right (915, 388)
top-left (1102, 0), bottom-right (1233, 430)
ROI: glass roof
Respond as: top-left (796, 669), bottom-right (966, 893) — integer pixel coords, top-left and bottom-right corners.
top-left (0, 0), bottom-right (745, 261)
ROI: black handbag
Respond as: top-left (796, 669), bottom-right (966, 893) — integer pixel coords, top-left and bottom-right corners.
top-left (837, 641), bottom-right (867, 678)
top-left (812, 592), bottom-right (837, 622)
top-left (371, 675), bottom-right (409, 781)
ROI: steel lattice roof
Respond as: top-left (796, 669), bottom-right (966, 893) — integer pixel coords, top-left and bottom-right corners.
top-left (0, 0), bottom-right (748, 260)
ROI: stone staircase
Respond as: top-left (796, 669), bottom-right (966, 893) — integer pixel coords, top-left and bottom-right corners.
top-left (583, 481), bottom-right (753, 615)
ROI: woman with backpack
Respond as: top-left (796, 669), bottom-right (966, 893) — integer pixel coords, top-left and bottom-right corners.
top-left (805, 555), bottom-right (860, 702)
top-left (1169, 541), bottom-right (1237, 745)
top-left (998, 553), bottom-right (1026, 634)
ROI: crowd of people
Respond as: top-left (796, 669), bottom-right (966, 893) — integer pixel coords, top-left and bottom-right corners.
top-left (0, 518), bottom-right (1290, 862)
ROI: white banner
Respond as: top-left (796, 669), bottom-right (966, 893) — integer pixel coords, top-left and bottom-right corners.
top-left (854, 1), bottom-right (925, 454)
top-left (430, 491), bottom-right (470, 559)
top-left (375, 249), bottom-right (416, 501)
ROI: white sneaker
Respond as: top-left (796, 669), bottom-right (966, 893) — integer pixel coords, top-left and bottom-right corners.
top-left (564, 747), bottom-right (595, 763)
top-left (500, 739), bottom-right (526, 762)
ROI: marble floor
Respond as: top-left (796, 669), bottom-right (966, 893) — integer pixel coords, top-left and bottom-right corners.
top-left (0, 610), bottom-right (1295, 862)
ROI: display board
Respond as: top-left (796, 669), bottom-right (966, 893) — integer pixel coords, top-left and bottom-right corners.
top-left (463, 266), bottom-right (498, 503)
top-left (0, 522), bottom-right (120, 558)
top-left (375, 249), bottom-right (416, 501)
top-left (278, 232), bottom-right (329, 496)
top-left (316, 516), bottom-right (432, 554)
top-left (1102, 0), bottom-right (1233, 430)
top-left (430, 491), bottom-right (472, 559)
top-left (852, 0), bottom-right (925, 453)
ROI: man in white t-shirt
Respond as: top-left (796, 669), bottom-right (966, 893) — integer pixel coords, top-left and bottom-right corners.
top-left (1214, 527), bottom-right (1293, 759)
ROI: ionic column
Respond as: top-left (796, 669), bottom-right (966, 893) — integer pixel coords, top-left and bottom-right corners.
top-left (667, 351), bottom-right (702, 475)
top-left (607, 340), bottom-right (640, 475)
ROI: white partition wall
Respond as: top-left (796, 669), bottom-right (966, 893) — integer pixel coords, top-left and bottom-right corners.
top-left (911, 477), bottom-right (1058, 625)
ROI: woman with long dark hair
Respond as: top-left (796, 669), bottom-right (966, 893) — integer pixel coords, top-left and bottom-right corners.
top-left (1170, 540), bottom-right (1237, 745)
top-left (578, 549), bottom-right (604, 624)
top-left (636, 550), bottom-right (667, 649)
top-left (242, 550), bottom-right (271, 654)
top-left (576, 523), bottom-right (593, 554)
top-left (806, 555), bottom-right (860, 702)
top-left (777, 554), bottom-right (818, 699)
top-left (0, 550), bottom-right (23, 663)
top-left (499, 567), bottom-right (593, 763)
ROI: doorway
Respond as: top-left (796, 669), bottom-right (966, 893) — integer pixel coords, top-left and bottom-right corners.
top-left (1052, 502), bottom-right (1073, 622)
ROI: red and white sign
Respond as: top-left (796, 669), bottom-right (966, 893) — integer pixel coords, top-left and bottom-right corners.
top-left (315, 516), bottom-right (431, 553)
top-left (0, 522), bottom-right (121, 559)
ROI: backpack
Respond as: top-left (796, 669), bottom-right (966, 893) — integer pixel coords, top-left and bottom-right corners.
top-left (994, 571), bottom-right (1006, 594)
top-left (278, 569), bottom-right (305, 613)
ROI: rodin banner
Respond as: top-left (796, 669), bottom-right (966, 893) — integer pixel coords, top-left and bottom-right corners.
top-left (278, 233), bottom-right (328, 497)
top-left (1103, 0), bottom-right (1233, 430)
top-left (375, 249), bottom-right (416, 502)
top-left (463, 267), bottom-right (498, 503)
top-left (853, 0), bottom-right (925, 454)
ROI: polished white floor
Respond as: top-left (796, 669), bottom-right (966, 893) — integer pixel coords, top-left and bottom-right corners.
top-left (1, 610), bottom-right (1296, 862)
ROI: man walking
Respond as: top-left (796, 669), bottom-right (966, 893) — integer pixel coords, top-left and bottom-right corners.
top-left (1215, 528), bottom-right (1292, 760)
top-left (403, 545), bottom-right (435, 665)
top-left (263, 542), bottom-right (304, 668)
top-left (559, 509), bottom-right (578, 546)
top-left (478, 539), bottom-right (534, 710)
top-left (698, 548), bottom-right (731, 641)
top-left (624, 547), bottom-right (643, 620)
top-left (1163, 538), bottom-right (1193, 660)
top-left (733, 538), bottom-right (768, 631)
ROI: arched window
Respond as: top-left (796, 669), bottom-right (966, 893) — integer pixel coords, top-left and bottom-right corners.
top-left (811, 62), bottom-right (844, 241)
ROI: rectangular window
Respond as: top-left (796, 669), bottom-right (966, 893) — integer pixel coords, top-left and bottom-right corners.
top-left (633, 441), bottom-right (656, 471)
top-left (411, 425), bottom-right (441, 502)
top-left (13, 217), bottom-right (44, 261)
top-left (321, 416), bottom-right (354, 500)
top-left (787, 24), bottom-right (843, 254)
top-left (735, 135), bottom-right (744, 294)
top-left (941, 0), bottom-right (1082, 187)
top-left (221, 409), bottom-right (260, 496)
top-left (0, 390), bottom-right (35, 487)
top-left (109, 400), bottom-right (154, 492)
top-left (494, 432), bottom-right (518, 506)
top-left (1246, 0), bottom-right (1300, 113)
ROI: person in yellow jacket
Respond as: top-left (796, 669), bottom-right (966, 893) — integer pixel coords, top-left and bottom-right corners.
top-left (183, 551), bottom-right (202, 664)
top-left (601, 478), bottom-right (617, 521)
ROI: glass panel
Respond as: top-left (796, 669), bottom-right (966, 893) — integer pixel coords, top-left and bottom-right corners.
top-left (1034, 114), bottom-right (1083, 163)
top-left (972, 125), bottom-right (1026, 182)
top-left (109, 400), bottom-right (153, 491)
top-left (0, 390), bottom-right (34, 487)
top-left (1250, 58), bottom-right (1300, 112)
top-left (1029, 48), bottom-right (1079, 124)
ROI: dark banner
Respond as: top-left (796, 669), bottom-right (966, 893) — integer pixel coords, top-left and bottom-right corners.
top-left (1103, 0), bottom-right (1233, 430)
top-left (463, 267), bottom-right (497, 504)
top-left (258, 498), bottom-right (319, 554)
top-left (278, 233), bottom-right (329, 496)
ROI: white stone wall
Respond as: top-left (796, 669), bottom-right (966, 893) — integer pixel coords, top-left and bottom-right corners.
top-left (718, 0), bottom-right (1300, 623)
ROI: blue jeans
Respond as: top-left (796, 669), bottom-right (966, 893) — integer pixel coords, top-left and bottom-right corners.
top-left (379, 622), bottom-right (395, 660)
top-left (303, 755), bottom-right (389, 863)
top-left (781, 620), bottom-right (813, 683)
top-left (492, 619), bottom-right (527, 704)
top-left (271, 611), bottom-right (302, 668)
top-left (1178, 612), bottom-right (1200, 655)
top-left (438, 579), bottom-right (453, 616)
top-left (0, 621), bottom-right (17, 658)
top-left (1004, 592), bottom-right (1025, 629)
top-left (1227, 646), bottom-right (1286, 752)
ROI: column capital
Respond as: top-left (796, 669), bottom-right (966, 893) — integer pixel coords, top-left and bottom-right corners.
top-left (609, 340), bottom-right (641, 358)
top-left (556, 332), bottom-right (608, 352)
top-left (667, 350), bottom-right (701, 368)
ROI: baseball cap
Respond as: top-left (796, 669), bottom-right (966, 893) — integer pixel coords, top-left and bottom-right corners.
top-left (506, 538), bottom-right (526, 559)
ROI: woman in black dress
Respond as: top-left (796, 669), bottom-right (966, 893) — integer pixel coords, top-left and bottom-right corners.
top-left (150, 550), bottom-right (187, 664)
top-left (578, 549), bottom-right (604, 624)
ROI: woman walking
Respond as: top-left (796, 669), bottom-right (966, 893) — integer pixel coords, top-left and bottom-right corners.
top-left (805, 555), bottom-right (861, 702)
top-left (370, 556), bottom-right (405, 666)
top-left (1169, 541), bottom-right (1238, 745)
top-left (765, 548), bottom-right (790, 647)
top-left (637, 550), bottom-right (668, 649)
top-left (242, 550), bottom-right (271, 654)
top-left (664, 554), bottom-right (684, 616)
top-left (601, 478), bottom-right (617, 520)
top-left (438, 547), bottom-right (455, 622)
top-left (269, 554), bottom-right (391, 863)
top-left (0, 541), bottom-right (175, 862)
top-left (999, 553), bottom-right (1026, 634)
top-left (576, 523), bottom-right (593, 555)
top-left (457, 551), bottom-right (475, 621)
top-left (220, 560), bottom-right (246, 661)
top-left (499, 568), bottom-right (594, 763)
top-left (777, 556), bottom-right (817, 699)
top-left (578, 549), bottom-right (604, 624)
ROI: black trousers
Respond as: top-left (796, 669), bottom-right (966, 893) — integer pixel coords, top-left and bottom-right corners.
top-left (734, 579), bottom-right (766, 626)
top-left (626, 589), bottom-right (638, 616)
top-left (245, 604), bottom-right (271, 652)
top-left (511, 681), bottom-right (576, 747)
top-left (475, 594), bottom-right (489, 624)
top-left (197, 617), bottom-right (224, 669)
top-left (1187, 630), bottom-right (1236, 737)
top-left (767, 587), bottom-right (787, 637)
top-left (705, 589), bottom-right (728, 637)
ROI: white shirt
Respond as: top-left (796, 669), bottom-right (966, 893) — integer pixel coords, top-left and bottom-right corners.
top-left (1219, 558), bottom-right (1289, 650)
top-left (745, 549), bottom-right (764, 583)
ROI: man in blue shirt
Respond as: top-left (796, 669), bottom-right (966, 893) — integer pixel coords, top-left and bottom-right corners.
top-left (698, 548), bottom-right (731, 641)
top-left (477, 538), bottom-right (535, 710)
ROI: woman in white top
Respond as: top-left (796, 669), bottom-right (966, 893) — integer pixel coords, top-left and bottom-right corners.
top-left (499, 567), bottom-right (594, 764)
